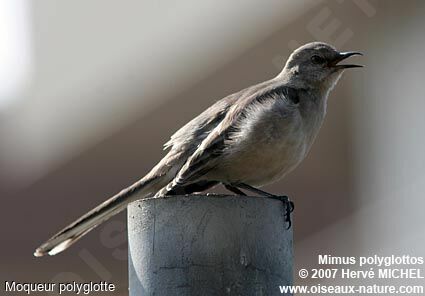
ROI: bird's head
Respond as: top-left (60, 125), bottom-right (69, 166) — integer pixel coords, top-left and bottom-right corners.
top-left (280, 42), bottom-right (363, 91)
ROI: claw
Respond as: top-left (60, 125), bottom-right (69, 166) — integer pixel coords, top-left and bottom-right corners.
top-left (289, 201), bottom-right (294, 212)
top-left (283, 198), bottom-right (294, 230)
top-left (265, 195), bottom-right (293, 229)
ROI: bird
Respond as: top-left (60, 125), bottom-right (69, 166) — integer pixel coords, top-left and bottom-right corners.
top-left (34, 42), bottom-right (362, 257)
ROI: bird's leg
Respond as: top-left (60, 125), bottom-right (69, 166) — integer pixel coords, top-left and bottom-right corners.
top-left (235, 183), bottom-right (276, 197)
top-left (236, 183), bottom-right (294, 229)
top-left (224, 184), bottom-right (247, 196)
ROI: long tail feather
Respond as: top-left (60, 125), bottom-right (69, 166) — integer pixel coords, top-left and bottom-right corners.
top-left (34, 177), bottom-right (159, 257)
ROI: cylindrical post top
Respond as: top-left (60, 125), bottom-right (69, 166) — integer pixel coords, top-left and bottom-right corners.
top-left (128, 194), bottom-right (293, 296)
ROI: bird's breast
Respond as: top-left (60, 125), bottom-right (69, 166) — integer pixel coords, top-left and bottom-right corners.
top-left (214, 111), bottom-right (316, 186)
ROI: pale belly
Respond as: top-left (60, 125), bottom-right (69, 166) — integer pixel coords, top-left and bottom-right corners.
top-left (209, 130), bottom-right (310, 187)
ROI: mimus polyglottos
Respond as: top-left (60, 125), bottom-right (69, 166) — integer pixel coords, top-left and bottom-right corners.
top-left (34, 42), bottom-right (362, 257)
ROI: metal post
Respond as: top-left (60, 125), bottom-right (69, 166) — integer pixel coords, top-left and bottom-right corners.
top-left (128, 194), bottom-right (293, 296)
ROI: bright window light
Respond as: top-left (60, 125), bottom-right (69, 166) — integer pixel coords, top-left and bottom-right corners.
top-left (0, 0), bottom-right (31, 109)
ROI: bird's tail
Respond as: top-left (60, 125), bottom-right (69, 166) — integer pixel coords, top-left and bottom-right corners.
top-left (34, 176), bottom-right (161, 257)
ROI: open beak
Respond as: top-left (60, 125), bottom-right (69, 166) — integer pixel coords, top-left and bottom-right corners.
top-left (330, 51), bottom-right (363, 69)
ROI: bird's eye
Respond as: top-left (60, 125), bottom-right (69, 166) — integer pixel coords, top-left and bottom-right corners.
top-left (311, 55), bottom-right (325, 65)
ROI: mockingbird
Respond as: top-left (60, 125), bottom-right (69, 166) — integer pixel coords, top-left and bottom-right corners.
top-left (34, 42), bottom-right (362, 257)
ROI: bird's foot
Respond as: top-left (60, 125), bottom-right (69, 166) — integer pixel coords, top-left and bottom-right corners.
top-left (230, 183), bottom-right (294, 229)
top-left (283, 197), bottom-right (294, 230)
top-left (261, 195), bottom-right (294, 230)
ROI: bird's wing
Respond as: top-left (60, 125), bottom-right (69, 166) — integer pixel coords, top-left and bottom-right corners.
top-left (163, 80), bottom-right (281, 152)
top-left (143, 88), bottom-right (240, 182)
top-left (163, 98), bottom-right (233, 151)
top-left (165, 80), bottom-right (299, 189)
top-left (127, 81), bottom-right (276, 191)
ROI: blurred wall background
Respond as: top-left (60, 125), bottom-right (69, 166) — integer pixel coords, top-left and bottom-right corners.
top-left (1, 0), bottom-right (424, 295)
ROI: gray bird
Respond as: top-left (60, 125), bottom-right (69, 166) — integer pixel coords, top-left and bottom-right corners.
top-left (34, 42), bottom-right (362, 257)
